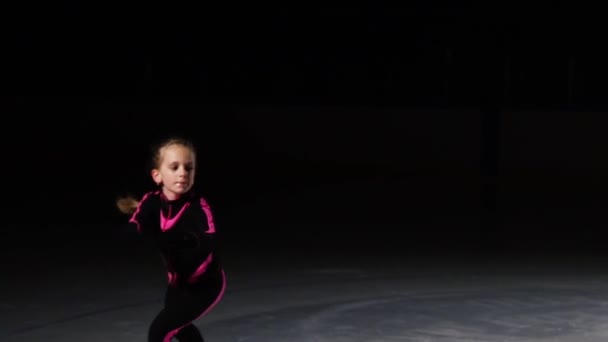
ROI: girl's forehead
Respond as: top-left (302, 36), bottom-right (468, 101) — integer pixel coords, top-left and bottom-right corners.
top-left (160, 144), bottom-right (195, 161)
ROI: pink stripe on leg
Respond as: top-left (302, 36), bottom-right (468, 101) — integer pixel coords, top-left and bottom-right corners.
top-left (162, 270), bottom-right (227, 342)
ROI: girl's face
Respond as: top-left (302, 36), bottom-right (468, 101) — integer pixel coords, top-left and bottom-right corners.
top-left (151, 144), bottom-right (196, 200)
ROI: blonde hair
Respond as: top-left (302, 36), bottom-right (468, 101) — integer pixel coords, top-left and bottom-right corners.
top-left (116, 195), bottom-right (140, 215)
top-left (115, 136), bottom-right (196, 215)
top-left (150, 137), bottom-right (196, 171)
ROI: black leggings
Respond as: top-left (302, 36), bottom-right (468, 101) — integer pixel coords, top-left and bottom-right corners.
top-left (148, 270), bottom-right (226, 342)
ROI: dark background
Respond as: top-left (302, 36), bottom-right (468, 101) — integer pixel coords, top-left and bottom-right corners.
top-left (4, 4), bottom-right (608, 259)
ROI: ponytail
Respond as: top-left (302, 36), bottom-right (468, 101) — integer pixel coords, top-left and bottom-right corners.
top-left (116, 195), bottom-right (140, 215)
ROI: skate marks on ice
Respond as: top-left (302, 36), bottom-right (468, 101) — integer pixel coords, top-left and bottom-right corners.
top-left (5, 264), bottom-right (608, 341)
top-left (204, 270), bottom-right (608, 342)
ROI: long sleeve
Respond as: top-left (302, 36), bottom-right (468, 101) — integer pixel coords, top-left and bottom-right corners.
top-left (128, 191), bottom-right (160, 238)
top-left (123, 191), bottom-right (224, 287)
top-left (196, 197), bottom-right (218, 251)
top-left (193, 196), bottom-right (225, 273)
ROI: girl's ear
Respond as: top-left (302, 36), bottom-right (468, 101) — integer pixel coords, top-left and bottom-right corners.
top-left (151, 169), bottom-right (162, 185)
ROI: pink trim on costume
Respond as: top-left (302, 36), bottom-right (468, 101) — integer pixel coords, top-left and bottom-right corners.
top-left (199, 197), bottom-right (215, 234)
top-left (163, 270), bottom-right (227, 342)
top-left (128, 191), bottom-right (156, 233)
top-left (160, 202), bottom-right (190, 232)
top-left (167, 272), bottom-right (175, 286)
top-left (197, 269), bottom-right (226, 317)
top-left (188, 253), bottom-right (214, 284)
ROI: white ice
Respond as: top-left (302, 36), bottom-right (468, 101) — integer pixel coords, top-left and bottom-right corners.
top-left (4, 236), bottom-right (608, 342)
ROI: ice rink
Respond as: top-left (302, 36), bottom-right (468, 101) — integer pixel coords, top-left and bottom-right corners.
top-left (3, 227), bottom-right (608, 342)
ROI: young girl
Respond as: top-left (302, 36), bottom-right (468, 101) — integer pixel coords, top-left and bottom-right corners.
top-left (116, 137), bottom-right (226, 342)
